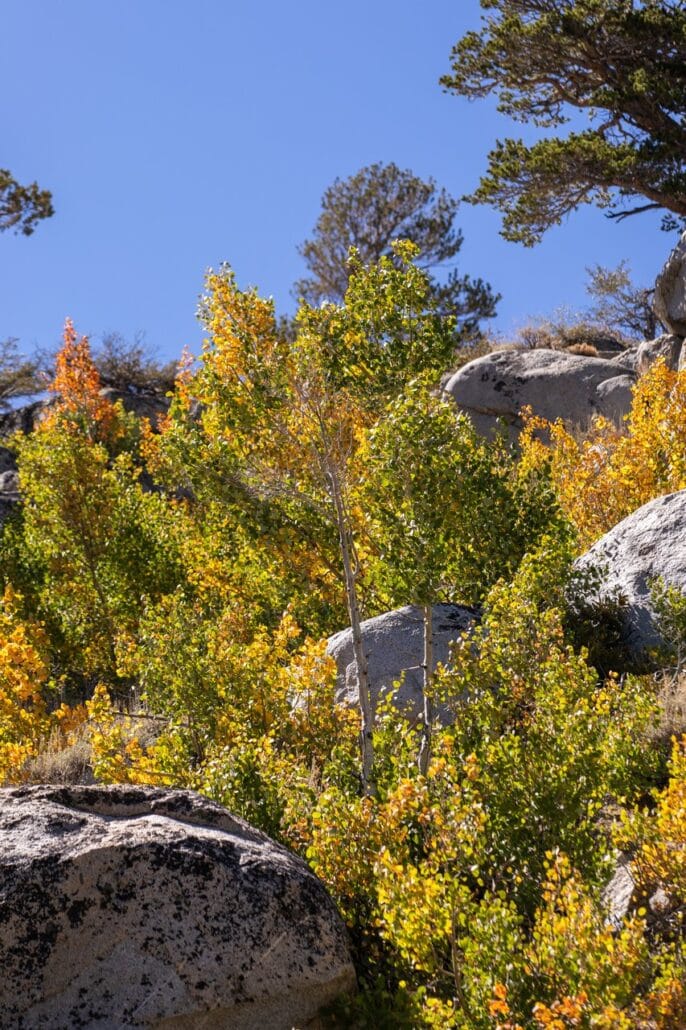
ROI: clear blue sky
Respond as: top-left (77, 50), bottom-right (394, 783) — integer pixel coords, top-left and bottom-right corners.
top-left (1, 0), bottom-right (674, 366)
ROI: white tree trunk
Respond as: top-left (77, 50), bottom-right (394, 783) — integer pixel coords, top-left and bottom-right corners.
top-left (327, 466), bottom-right (375, 796)
top-left (418, 603), bottom-right (433, 776)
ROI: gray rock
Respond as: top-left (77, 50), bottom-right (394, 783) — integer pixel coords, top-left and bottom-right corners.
top-left (0, 399), bottom-right (50, 437)
top-left (603, 854), bottom-right (679, 939)
top-left (637, 333), bottom-right (683, 375)
top-left (603, 856), bottom-right (636, 930)
top-left (653, 231), bottom-right (686, 336)
top-left (0, 470), bottom-right (19, 496)
top-left (443, 349), bottom-right (636, 439)
top-left (327, 604), bottom-right (476, 720)
top-left (609, 346), bottom-right (640, 374)
top-left (0, 446), bottom-right (16, 474)
top-left (0, 466), bottom-right (19, 525)
top-left (100, 386), bottom-right (170, 425)
top-left (574, 490), bottom-right (686, 670)
top-left (0, 785), bottom-right (355, 1029)
top-left (594, 374), bottom-right (635, 422)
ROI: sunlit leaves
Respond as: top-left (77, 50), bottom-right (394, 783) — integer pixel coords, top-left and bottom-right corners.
top-left (520, 360), bottom-right (686, 548)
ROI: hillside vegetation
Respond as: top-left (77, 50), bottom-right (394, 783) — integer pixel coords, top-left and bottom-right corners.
top-left (1, 244), bottom-right (686, 1026)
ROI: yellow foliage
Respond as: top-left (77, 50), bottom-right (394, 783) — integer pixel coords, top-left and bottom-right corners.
top-left (520, 361), bottom-right (686, 548)
top-left (631, 734), bottom-right (686, 917)
top-left (0, 589), bottom-right (50, 782)
top-left (85, 683), bottom-right (189, 787)
top-left (525, 852), bottom-right (649, 1026)
top-left (0, 587), bottom-right (92, 783)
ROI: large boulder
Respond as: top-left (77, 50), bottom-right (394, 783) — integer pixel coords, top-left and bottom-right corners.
top-left (573, 490), bottom-right (686, 670)
top-left (327, 604), bottom-right (476, 720)
top-left (0, 785), bottom-right (355, 1029)
top-left (653, 230), bottom-right (686, 336)
top-left (443, 349), bottom-right (636, 439)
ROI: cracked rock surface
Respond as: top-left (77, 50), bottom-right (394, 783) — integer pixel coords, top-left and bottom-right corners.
top-left (0, 784), bottom-right (355, 1029)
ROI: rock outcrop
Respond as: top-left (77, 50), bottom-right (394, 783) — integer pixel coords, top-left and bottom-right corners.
top-left (574, 490), bottom-right (686, 670)
top-left (604, 855), bottom-right (675, 935)
top-left (0, 398), bottom-right (50, 438)
top-left (327, 603), bottom-right (476, 720)
top-left (653, 230), bottom-right (686, 336)
top-left (443, 349), bottom-right (636, 439)
top-left (636, 333), bottom-right (683, 375)
top-left (0, 785), bottom-right (355, 1029)
top-left (603, 856), bottom-right (637, 930)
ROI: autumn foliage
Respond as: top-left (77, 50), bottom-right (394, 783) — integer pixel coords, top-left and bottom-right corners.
top-left (520, 360), bottom-right (686, 549)
top-left (1, 269), bottom-right (686, 1024)
top-left (48, 319), bottom-right (119, 442)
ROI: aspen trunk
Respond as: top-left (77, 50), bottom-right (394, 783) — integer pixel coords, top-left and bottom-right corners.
top-left (418, 603), bottom-right (433, 776)
top-left (327, 466), bottom-right (375, 796)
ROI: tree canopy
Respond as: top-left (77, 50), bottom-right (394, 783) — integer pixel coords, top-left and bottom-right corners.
top-left (441, 0), bottom-right (686, 245)
top-left (296, 162), bottom-right (498, 337)
top-left (0, 168), bottom-right (53, 235)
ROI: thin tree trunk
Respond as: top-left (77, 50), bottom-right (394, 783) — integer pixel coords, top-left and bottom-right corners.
top-left (327, 465), bottom-right (375, 796)
top-left (418, 603), bottom-right (433, 776)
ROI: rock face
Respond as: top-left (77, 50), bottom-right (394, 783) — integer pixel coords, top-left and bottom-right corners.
top-left (0, 785), bottom-right (355, 1029)
top-left (603, 855), bottom-right (674, 934)
top-left (653, 231), bottom-right (686, 336)
top-left (609, 346), bottom-right (640, 374)
top-left (574, 490), bottom-right (686, 670)
top-left (0, 398), bottom-right (50, 438)
top-left (637, 333), bottom-right (683, 375)
top-left (443, 349), bottom-right (636, 439)
top-left (0, 446), bottom-right (16, 473)
top-left (327, 604), bottom-right (476, 720)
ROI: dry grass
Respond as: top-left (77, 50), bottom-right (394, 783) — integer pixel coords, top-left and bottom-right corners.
top-left (566, 342), bottom-right (600, 357)
top-left (19, 704), bottom-right (165, 786)
top-left (653, 671), bottom-right (686, 747)
top-left (22, 727), bottom-right (95, 785)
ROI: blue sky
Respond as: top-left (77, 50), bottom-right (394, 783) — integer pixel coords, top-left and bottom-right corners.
top-left (1, 0), bottom-right (674, 366)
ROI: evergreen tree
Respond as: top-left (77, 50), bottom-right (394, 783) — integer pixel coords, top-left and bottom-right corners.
top-left (0, 168), bottom-right (53, 235)
top-left (296, 162), bottom-right (498, 337)
top-left (442, 0), bottom-right (686, 245)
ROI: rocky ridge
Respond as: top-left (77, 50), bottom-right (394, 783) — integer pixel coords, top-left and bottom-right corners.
top-left (444, 230), bottom-right (686, 439)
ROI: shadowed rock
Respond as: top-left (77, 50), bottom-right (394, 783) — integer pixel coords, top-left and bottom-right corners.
top-left (0, 399), bottom-right (50, 437)
top-left (574, 490), bottom-right (686, 671)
